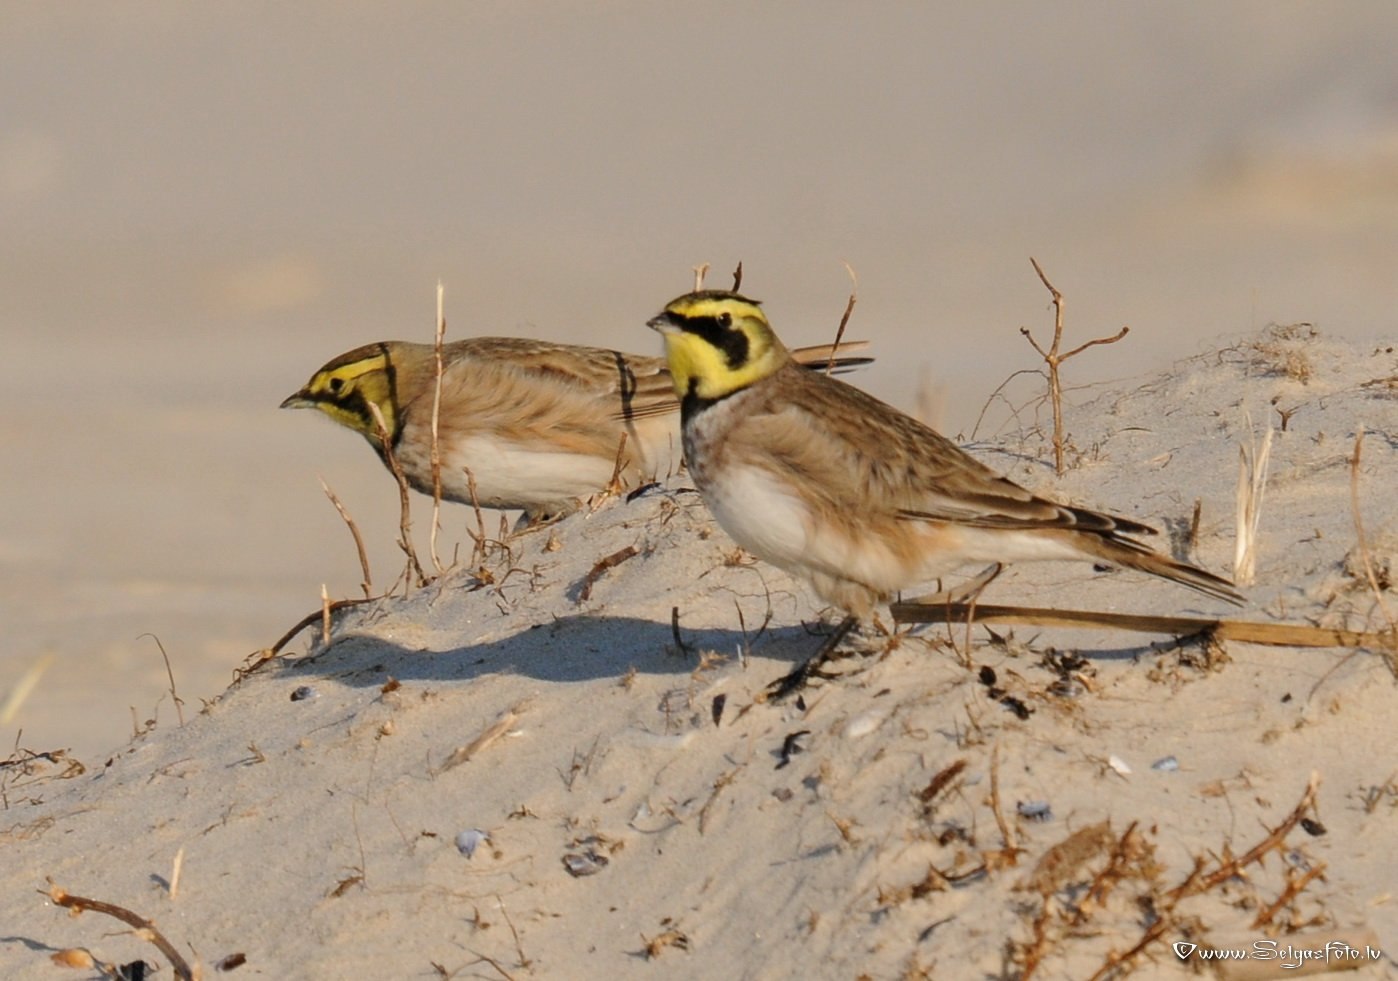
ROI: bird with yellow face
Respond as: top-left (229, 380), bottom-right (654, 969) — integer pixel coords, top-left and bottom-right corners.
top-left (648, 289), bottom-right (1240, 678)
top-left (283, 333), bottom-right (870, 523)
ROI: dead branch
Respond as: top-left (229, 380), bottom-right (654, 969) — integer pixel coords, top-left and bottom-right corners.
top-left (319, 478), bottom-right (373, 597)
top-left (45, 880), bottom-right (198, 980)
top-left (1020, 258), bottom-right (1130, 475)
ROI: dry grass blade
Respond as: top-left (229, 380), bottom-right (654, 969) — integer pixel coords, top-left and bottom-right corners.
top-left (692, 262), bottom-right (709, 292)
top-left (429, 279), bottom-right (447, 575)
top-left (1234, 417), bottom-right (1273, 586)
top-left (0, 652), bottom-right (54, 727)
top-left (138, 634), bottom-right (185, 727)
top-left (988, 742), bottom-right (1018, 853)
top-left (890, 601), bottom-right (1396, 649)
top-left (824, 261), bottom-right (858, 375)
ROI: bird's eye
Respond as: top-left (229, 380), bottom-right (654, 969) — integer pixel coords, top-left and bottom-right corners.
top-left (328, 377), bottom-right (344, 393)
top-left (718, 312), bottom-right (732, 327)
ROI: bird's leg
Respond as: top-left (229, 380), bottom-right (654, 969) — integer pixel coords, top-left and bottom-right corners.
top-left (763, 614), bottom-right (860, 702)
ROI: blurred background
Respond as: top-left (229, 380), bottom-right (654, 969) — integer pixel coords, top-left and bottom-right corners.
top-left (3, 2), bottom-right (1396, 760)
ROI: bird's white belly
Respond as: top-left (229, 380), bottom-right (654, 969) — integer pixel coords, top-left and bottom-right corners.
top-left (698, 463), bottom-right (812, 571)
top-left (443, 436), bottom-right (614, 508)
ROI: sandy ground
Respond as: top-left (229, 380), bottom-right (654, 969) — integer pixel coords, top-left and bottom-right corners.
top-left (3, 327), bottom-right (1395, 979)
top-left (6, 2), bottom-right (1398, 766)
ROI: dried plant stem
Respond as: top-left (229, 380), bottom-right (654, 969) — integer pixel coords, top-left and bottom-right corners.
top-left (256, 598), bottom-right (374, 664)
top-left (45, 880), bottom-right (197, 980)
top-left (367, 401), bottom-right (427, 589)
top-left (429, 280), bottom-right (447, 575)
top-left (594, 431), bottom-right (629, 504)
top-left (1349, 431), bottom-right (1398, 674)
top-left (438, 700), bottom-right (530, 773)
top-left (138, 634), bottom-right (184, 727)
top-left (0, 652), bottom-right (53, 727)
top-left (730, 260), bottom-right (743, 292)
top-left (462, 465), bottom-right (489, 566)
top-left (1234, 418), bottom-right (1273, 586)
top-left (824, 261), bottom-right (858, 375)
top-left (1172, 772), bottom-right (1319, 899)
top-left (988, 742), bottom-right (1018, 852)
top-left (1087, 773), bottom-right (1322, 980)
top-left (168, 847), bottom-right (184, 900)
top-left (320, 583), bottom-right (332, 647)
top-left (890, 601), bottom-right (1394, 649)
top-left (1020, 258), bottom-right (1130, 475)
top-left (692, 262), bottom-right (709, 292)
top-left (318, 478), bottom-right (374, 597)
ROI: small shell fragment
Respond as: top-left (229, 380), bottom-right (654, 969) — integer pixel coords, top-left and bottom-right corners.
top-left (290, 685), bottom-right (318, 702)
top-left (843, 709), bottom-right (886, 740)
top-left (1017, 800), bottom-right (1052, 822)
top-left (1108, 755), bottom-right (1132, 776)
top-left (562, 849), bottom-right (609, 877)
top-left (455, 829), bottom-right (489, 859)
top-left (1150, 755), bottom-right (1180, 772)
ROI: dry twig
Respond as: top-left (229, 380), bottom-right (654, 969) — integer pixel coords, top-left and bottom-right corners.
top-left (578, 545), bottom-right (639, 602)
top-left (318, 478), bottom-right (373, 597)
top-left (1020, 258), bottom-right (1130, 475)
top-left (367, 401), bottom-right (427, 588)
top-left (438, 701), bottom-right (530, 773)
top-left (45, 881), bottom-right (197, 980)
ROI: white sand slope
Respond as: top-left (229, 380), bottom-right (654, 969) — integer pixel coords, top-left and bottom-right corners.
top-left (3, 329), bottom-right (1396, 979)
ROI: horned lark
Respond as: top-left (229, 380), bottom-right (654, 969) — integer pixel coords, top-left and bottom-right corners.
top-left (648, 290), bottom-right (1242, 629)
top-left (283, 335), bottom-right (869, 522)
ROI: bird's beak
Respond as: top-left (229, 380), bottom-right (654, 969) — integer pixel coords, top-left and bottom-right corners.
top-left (647, 313), bottom-right (679, 334)
top-left (280, 389), bottom-right (313, 410)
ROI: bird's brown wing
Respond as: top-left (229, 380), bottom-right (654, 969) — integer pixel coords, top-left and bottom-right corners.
top-left (736, 364), bottom-right (1156, 538)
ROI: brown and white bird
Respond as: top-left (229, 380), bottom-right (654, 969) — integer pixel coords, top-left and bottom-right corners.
top-left (648, 290), bottom-right (1241, 634)
top-left (282, 335), bottom-right (869, 522)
